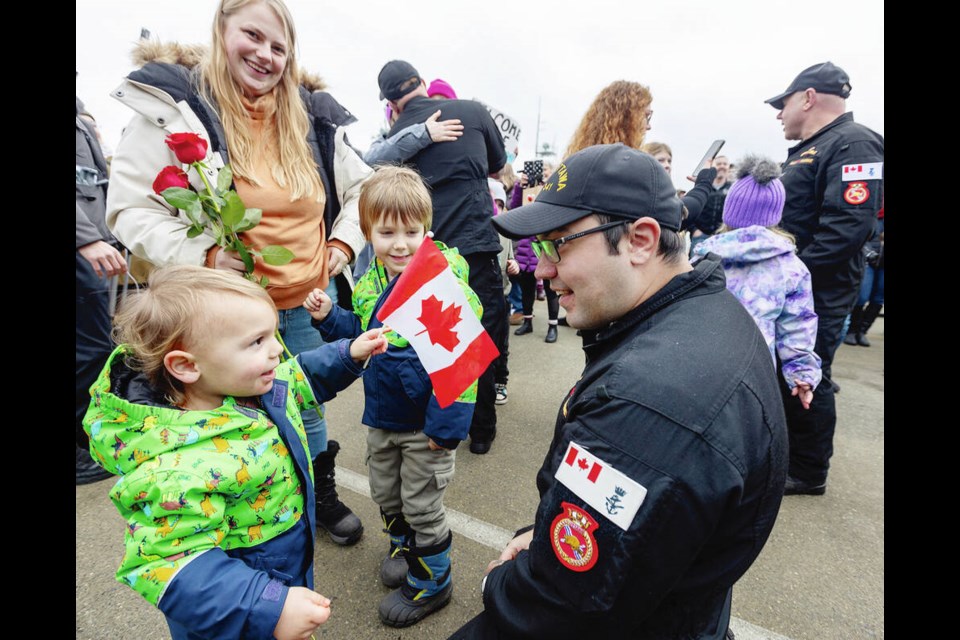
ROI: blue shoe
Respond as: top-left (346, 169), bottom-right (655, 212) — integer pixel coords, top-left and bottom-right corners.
top-left (379, 533), bottom-right (453, 627)
top-left (380, 511), bottom-right (411, 588)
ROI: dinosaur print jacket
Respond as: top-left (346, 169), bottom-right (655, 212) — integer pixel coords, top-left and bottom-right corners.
top-left (83, 341), bottom-right (363, 638)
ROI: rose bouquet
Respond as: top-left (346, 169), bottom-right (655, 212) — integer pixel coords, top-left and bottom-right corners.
top-left (153, 133), bottom-right (293, 286)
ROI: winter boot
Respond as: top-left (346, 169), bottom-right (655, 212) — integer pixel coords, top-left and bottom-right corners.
top-left (313, 440), bottom-right (363, 545)
top-left (379, 532), bottom-right (453, 628)
top-left (843, 305), bottom-right (865, 346)
top-left (544, 323), bottom-right (558, 343)
top-left (857, 302), bottom-right (883, 347)
top-left (514, 317), bottom-right (533, 336)
top-left (380, 510), bottom-right (412, 588)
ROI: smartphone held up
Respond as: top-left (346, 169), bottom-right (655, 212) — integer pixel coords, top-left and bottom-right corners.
top-left (523, 159), bottom-right (544, 186)
top-left (690, 140), bottom-right (725, 178)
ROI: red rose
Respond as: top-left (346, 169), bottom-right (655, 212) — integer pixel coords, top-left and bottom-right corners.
top-left (165, 132), bottom-right (208, 164)
top-left (153, 166), bottom-right (190, 194)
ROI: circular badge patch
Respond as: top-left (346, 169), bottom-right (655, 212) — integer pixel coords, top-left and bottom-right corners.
top-left (550, 501), bottom-right (599, 572)
top-left (844, 181), bottom-right (870, 205)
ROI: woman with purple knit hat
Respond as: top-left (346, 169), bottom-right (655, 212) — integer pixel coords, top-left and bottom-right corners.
top-left (692, 154), bottom-right (822, 409)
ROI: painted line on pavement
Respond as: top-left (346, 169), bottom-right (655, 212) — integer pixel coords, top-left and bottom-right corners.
top-left (336, 468), bottom-right (793, 640)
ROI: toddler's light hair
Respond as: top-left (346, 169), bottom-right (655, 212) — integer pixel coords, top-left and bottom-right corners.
top-left (113, 264), bottom-right (276, 405)
top-left (358, 165), bottom-right (432, 239)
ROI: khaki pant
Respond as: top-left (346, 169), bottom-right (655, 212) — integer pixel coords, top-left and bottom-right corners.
top-left (366, 429), bottom-right (455, 546)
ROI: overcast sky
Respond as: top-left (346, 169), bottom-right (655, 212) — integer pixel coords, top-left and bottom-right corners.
top-left (76, 0), bottom-right (884, 190)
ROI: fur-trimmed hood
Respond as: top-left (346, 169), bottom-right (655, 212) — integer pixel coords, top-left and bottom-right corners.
top-left (131, 39), bottom-right (327, 92)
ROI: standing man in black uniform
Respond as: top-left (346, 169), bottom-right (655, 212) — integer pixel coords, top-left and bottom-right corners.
top-left (450, 144), bottom-right (787, 639)
top-left (764, 62), bottom-right (884, 495)
top-left (377, 60), bottom-right (507, 455)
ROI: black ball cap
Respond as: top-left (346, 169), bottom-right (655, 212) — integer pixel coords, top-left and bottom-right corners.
top-left (765, 61), bottom-right (852, 110)
top-left (378, 60), bottom-right (421, 101)
top-left (492, 144), bottom-right (683, 240)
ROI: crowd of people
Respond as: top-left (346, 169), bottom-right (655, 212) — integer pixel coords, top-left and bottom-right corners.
top-left (76, 0), bottom-right (883, 636)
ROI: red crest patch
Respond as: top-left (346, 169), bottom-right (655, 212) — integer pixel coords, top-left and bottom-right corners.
top-left (843, 182), bottom-right (870, 205)
top-left (550, 501), bottom-right (599, 572)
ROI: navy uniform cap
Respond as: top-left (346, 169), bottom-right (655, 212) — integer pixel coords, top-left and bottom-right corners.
top-left (765, 61), bottom-right (852, 110)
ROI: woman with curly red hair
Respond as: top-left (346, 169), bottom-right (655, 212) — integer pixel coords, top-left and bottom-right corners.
top-left (565, 80), bottom-right (654, 157)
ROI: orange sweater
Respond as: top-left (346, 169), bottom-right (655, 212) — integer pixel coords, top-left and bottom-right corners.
top-left (231, 99), bottom-right (347, 310)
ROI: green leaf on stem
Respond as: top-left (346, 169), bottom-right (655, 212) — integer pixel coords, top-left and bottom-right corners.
top-left (162, 187), bottom-right (202, 221)
top-left (186, 224), bottom-right (205, 238)
top-left (235, 241), bottom-right (255, 274)
top-left (216, 165), bottom-right (233, 194)
top-left (221, 191), bottom-right (245, 227)
top-left (260, 245), bottom-right (295, 266)
top-left (259, 275), bottom-right (270, 287)
top-left (200, 194), bottom-right (227, 212)
top-left (234, 208), bottom-right (263, 233)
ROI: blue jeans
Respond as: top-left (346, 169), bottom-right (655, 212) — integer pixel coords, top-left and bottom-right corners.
top-left (77, 253), bottom-right (114, 447)
top-left (858, 264), bottom-right (884, 307)
top-left (277, 280), bottom-right (338, 456)
top-left (837, 314), bottom-right (852, 350)
top-left (507, 276), bottom-right (523, 314)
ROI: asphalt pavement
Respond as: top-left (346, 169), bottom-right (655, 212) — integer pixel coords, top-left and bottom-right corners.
top-left (76, 303), bottom-right (884, 639)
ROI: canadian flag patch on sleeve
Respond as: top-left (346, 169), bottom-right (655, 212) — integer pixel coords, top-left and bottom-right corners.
top-left (841, 162), bottom-right (883, 181)
top-left (554, 441), bottom-right (647, 531)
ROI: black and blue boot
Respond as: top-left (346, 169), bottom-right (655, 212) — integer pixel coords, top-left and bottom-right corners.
top-left (380, 510), bottom-right (412, 588)
top-left (378, 531), bottom-right (453, 627)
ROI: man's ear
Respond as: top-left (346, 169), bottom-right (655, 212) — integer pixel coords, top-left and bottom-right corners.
top-left (626, 217), bottom-right (661, 265)
top-left (164, 350), bottom-right (200, 385)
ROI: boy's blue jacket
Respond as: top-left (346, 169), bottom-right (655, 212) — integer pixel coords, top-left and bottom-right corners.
top-left (83, 340), bottom-right (363, 639)
top-left (314, 241), bottom-right (479, 449)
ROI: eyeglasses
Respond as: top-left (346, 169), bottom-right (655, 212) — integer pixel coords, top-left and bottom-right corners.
top-left (532, 220), bottom-right (629, 263)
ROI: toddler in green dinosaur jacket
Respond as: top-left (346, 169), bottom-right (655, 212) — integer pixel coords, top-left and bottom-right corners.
top-left (83, 265), bottom-right (386, 639)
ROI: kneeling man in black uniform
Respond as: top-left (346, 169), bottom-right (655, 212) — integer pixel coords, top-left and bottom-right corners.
top-left (451, 144), bottom-right (788, 639)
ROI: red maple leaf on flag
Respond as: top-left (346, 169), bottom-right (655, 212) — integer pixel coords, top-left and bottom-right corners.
top-left (578, 458), bottom-right (589, 470)
top-left (415, 295), bottom-right (462, 352)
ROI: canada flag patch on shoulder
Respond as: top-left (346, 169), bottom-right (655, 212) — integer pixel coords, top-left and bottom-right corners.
top-left (554, 441), bottom-right (647, 530)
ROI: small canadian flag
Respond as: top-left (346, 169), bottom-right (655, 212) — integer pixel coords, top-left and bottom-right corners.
top-left (565, 445), bottom-right (603, 482)
top-left (376, 238), bottom-right (499, 408)
top-left (842, 162), bottom-right (883, 181)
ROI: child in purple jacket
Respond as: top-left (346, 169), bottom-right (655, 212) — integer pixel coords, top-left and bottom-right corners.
top-left (692, 155), bottom-right (821, 408)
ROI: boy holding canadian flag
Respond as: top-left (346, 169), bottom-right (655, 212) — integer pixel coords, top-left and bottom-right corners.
top-left (303, 165), bottom-right (497, 628)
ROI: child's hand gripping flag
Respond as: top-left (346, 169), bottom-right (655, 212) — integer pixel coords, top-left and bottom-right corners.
top-left (376, 238), bottom-right (500, 408)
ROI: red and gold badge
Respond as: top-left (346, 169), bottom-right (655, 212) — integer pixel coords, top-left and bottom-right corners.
top-left (843, 182), bottom-right (870, 205)
top-left (550, 501), bottom-right (599, 572)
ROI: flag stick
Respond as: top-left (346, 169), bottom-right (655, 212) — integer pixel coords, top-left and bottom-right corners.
top-left (363, 326), bottom-right (387, 369)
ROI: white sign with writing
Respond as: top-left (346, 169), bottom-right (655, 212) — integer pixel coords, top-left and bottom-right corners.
top-left (474, 99), bottom-right (522, 157)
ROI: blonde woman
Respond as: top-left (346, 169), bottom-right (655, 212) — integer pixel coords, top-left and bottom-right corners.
top-left (106, 0), bottom-right (371, 547)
